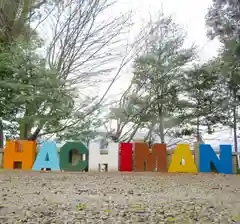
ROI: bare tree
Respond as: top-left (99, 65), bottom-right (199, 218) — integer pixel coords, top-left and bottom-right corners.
top-left (28, 0), bottom-right (139, 139)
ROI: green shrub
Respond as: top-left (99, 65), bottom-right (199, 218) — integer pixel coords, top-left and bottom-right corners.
top-left (237, 168), bottom-right (240, 174)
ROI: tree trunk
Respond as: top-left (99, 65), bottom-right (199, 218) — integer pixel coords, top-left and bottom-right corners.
top-left (144, 124), bottom-right (153, 142)
top-left (196, 116), bottom-right (200, 142)
top-left (0, 119), bottom-right (4, 148)
top-left (19, 120), bottom-right (28, 139)
top-left (159, 113), bottom-right (164, 143)
top-left (28, 127), bottom-right (41, 141)
top-left (127, 123), bottom-right (141, 142)
top-left (19, 103), bottom-right (34, 139)
top-left (196, 98), bottom-right (201, 142)
top-left (233, 89), bottom-right (238, 152)
top-left (233, 105), bottom-right (238, 152)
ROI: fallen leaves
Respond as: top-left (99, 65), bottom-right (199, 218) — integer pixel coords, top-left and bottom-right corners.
top-left (76, 203), bottom-right (87, 210)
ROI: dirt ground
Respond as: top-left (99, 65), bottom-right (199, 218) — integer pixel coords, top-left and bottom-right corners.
top-left (0, 170), bottom-right (240, 223)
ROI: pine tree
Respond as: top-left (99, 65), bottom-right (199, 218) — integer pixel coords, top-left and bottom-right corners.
top-left (181, 63), bottom-right (224, 140)
top-left (118, 15), bottom-right (195, 143)
top-left (206, 0), bottom-right (240, 43)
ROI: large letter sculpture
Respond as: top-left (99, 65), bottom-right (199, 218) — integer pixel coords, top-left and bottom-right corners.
top-left (60, 141), bottom-right (88, 171)
top-left (199, 144), bottom-right (232, 174)
top-left (134, 143), bottom-right (167, 172)
top-left (88, 142), bottom-right (119, 172)
top-left (168, 144), bottom-right (198, 173)
top-left (32, 141), bottom-right (60, 171)
top-left (4, 140), bottom-right (36, 170)
top-left (119, 143), bottom-right (132, 171)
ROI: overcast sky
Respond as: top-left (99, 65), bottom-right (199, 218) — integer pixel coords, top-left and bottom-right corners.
top-left (37, 0), bottom-right (221, 100)
top-left (102, 0), bottom-right (221, 99)
top-left (123, 0), bottom-right (221, 60)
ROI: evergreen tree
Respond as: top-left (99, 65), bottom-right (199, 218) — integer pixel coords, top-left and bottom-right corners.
top-left (0, 37), bottom-right (75, 141)
top-left (181, 63), bottom-right (224, 140)
top-left (112, 15), bottom-right (195, 143)
top-left (206, 0), bottom-right (240, 43)
top-left (206, 0), bottom-right (240, 151)
top-left (0, 0), bottom-right (48, 146)
top-left (217, 42), bottom-right (240, 152)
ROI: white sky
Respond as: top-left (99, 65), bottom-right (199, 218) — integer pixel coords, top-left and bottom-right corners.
top-left (100, 0), bottom-right (221, 99)
top-left (121, 0), bottom-right (221, 59)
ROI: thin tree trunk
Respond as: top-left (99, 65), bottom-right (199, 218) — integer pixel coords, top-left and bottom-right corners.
top-left (159, 113), bottom-right (164, 143)
top-left (233, 89), bottom-right (238, 152)
top-left (28, 127), bottom-right (41, 141)
top-left (196, 98), bottom-right (201, 142)
top-left (233, 106), bottom-right (238, 152)
top-left (127, 123), bottom-right (141, 142)
top-left (144, 125), bottom-right (153, 142)
top-left (0, 119), bottom-right (4, 148)
top-left (196, 116), bottom-right (200, 142)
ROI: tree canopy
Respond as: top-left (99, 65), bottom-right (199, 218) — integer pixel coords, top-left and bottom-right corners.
top-left (0, 0), bottom-right (240, 150)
